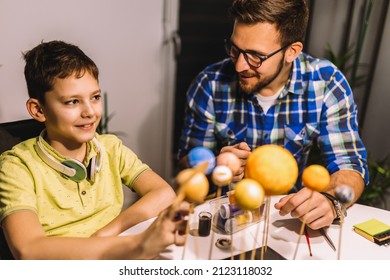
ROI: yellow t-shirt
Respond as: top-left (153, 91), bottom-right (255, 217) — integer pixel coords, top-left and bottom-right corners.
top-left (0, 133), bottom-right (149, 237)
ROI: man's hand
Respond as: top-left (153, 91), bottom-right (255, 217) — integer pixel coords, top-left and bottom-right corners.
top-left (274, 169), bottom-right (365, 229)
top-left (274, 188), bottom-right (336, 230)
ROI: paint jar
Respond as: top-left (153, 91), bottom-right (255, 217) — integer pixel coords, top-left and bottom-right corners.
top-left (219, 203), bottom-right (244, 219)
top-left (198, 211), bottom-right (212, 236)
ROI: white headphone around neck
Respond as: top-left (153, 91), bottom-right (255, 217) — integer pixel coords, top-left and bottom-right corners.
top-left (35, 131), bottom-right (102, 182)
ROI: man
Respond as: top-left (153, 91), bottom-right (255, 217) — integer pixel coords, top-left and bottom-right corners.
top-left (177, 0), bottom-right (368, 230)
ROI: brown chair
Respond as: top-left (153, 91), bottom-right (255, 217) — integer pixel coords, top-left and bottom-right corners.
top-left (0, 118), bottom-right (44, 259)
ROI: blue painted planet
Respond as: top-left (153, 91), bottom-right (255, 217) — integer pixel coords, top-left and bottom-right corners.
top-left (187, 147), bottom-right (216, 174)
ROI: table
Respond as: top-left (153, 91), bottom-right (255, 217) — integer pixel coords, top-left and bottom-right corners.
top-left (120, 195), bottom-right (390, 260)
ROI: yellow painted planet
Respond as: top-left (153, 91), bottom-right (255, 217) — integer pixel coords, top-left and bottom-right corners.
top-left (302, 164), bottom-right (330, 192)
top-left (176, 168), bottom-right (209, 203)
top-left (234, 178), bottom-right (265, 210)
top-left (245, 144), bottom-right (298, 195)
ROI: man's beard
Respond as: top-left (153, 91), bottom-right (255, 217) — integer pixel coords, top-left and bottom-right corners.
top-left (238, 56), bottom-right (284, 94)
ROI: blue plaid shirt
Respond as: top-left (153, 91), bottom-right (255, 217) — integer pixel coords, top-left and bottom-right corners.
top-left (178, 53), bottom-right (369, 190)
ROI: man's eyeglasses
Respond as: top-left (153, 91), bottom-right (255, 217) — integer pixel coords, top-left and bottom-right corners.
top-left (224, 39), bottom-right (290, 68)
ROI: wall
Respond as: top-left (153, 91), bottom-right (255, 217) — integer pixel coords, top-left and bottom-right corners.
top-left (307, 0), bottom-right (390, 161)
top-left (0, 0), bottom-right (179, 180)
top-left (362, 3), bottom-right (390, 161)
top-left (1, 0), bottom-right (389, 174)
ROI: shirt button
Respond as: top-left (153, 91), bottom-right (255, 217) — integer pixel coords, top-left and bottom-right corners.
top-left (81, 191), bottom-right (86, 195)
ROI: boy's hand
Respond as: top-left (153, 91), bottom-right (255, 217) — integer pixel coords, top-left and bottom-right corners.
top-left (138, 202), bottom-right (190, 259)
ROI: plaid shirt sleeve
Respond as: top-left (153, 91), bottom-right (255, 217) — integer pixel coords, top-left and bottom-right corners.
top-left (317, 66), bottom-right (369, 184)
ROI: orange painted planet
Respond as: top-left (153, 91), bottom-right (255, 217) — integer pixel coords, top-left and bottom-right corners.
top-left (245, 144), bottom-right (298, 195)
top-left (176, 168), bottom-right (209, 203)
top-left (216, 152), bottom-right (241, 174)
top-left (302, 164), bottom-right (330, 192)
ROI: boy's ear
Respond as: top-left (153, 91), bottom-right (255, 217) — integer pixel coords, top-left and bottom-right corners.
top-left (285, 41), bottom-right (303, 63)
top-left (26, 98), bottom-right (46, 122)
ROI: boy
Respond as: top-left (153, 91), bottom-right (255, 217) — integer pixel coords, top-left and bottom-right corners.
top-left (0, 40), bottom-right (186, 259)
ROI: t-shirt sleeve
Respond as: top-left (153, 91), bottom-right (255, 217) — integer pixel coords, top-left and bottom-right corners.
top-left (0, 153), bottom-right (37, 223)
top-left (100, 134), bottom-right (150, 191)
